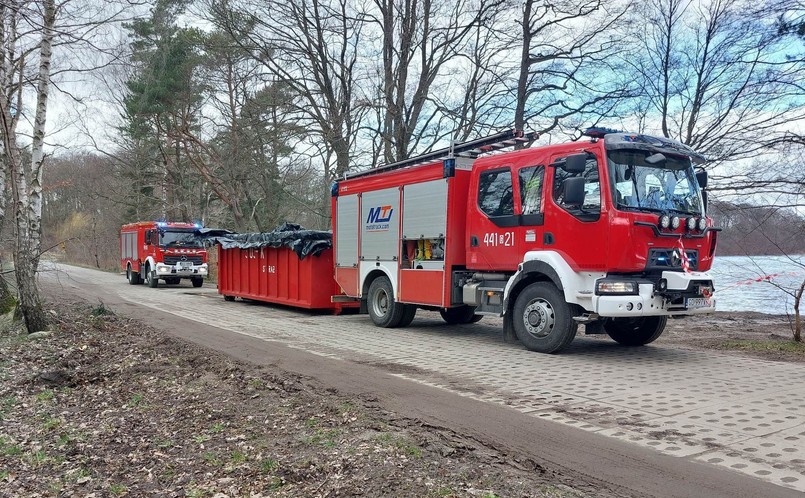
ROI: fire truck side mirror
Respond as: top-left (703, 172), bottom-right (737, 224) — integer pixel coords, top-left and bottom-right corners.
top-left (562, 177), bottom-right (586, 206)
top-left (695, 169), bottom-right (708, 189)
top-left (555, 153), bottom-right (587, 174)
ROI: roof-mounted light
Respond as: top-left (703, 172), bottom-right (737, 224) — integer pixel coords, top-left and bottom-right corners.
top-left (583, 126), bottom-right (622, 139)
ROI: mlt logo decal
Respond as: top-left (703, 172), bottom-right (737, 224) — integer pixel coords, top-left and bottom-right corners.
top-left (366, 205), bottom-right (393, 232)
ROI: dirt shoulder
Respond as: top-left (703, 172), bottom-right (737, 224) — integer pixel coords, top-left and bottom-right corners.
top-left (657, 311), bottom-right (805, 362)
top-left (0, 297), bottom-right (605, 498)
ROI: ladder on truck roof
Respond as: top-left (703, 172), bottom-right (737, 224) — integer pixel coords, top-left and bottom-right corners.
top-left (344, 129), bottom-right (538, 180)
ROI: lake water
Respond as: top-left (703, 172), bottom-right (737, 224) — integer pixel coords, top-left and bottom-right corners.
top-left (709, 255), bottom-right (805, 314)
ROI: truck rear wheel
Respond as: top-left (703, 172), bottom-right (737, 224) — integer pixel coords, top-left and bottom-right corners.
top-left (145, 264), bottom-right (158, 288)
top-left (604, 316), bottom-right (667, 346)
top-left (367, 276), bottom-right (405, 328)
top-left (439, 306), bottom-right (477, 325)
top-left (512, 282), bottom-right (577, 353)
top-left (127, 266), bottom-right (141, 285)
top-left (191, 277), bottom-right (203, 288)
top-left (398, 305), bottom-right (417, 327)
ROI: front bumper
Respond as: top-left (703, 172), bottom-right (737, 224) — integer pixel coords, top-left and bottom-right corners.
top-left (593, 271), bottom-right (715, 317)
top-left (156, 263), bottom-right (208, 277)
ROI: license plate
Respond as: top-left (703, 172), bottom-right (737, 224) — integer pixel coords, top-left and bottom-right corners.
top-left (177, 262), bottom-right (192, 270)
top-left (686, 297), bottom-right (712, 309)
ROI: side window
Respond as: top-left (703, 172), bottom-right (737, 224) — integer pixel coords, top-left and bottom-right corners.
top-left (145, 230), bottom-right (153, 245)
top-left (553, 155), bottom-right (601, 221)
top-left (519, 166), bottom-right (544, 215)
top-left (478, 169), bottom-right (514, 217)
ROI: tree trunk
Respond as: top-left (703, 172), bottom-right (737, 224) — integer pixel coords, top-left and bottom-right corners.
top-left (794, 280), bottom-right (803, 343)
top-left (9, 0), bottom-right (55, 334)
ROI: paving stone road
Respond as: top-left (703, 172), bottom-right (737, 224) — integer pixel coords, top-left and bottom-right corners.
top-left (43, 263), bottom-right (805, 493)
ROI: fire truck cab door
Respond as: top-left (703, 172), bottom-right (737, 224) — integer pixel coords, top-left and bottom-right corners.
top-left (542, 151), bottom-right (609, 271)
top-left (467, 166), bottom-right (535, 271)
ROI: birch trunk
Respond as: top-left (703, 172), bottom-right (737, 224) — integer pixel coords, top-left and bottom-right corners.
top-left (11, 0), bottom-right (56, 333)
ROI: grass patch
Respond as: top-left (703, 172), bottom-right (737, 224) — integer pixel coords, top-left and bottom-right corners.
top-left (260, 458), bottom-right (279, 474)
top-left (374, 432), bottom-right (423, 458)
top-left (41, 416), bottom-right (62, 431)
top-left (229, 450), bottom-right (247, 464)
top-left (0, 396), bottom-right (16, 418)
top-left (90, 302), bottom-right (113, 317)
top-left (721, 339), bottom-right (805, 354)
top-left (304, 428), bottom-right (341, 448)
top-left (128, 393), bottom-right (147, 409)
top-left (202, 452), bottom-right (221, 466)
top-left (209, 423), bottom-right (225, 433)
top-left (154, 438), bottom-right (174, 449)
top-left (36, 389), bottom-right (55, 402)
top-left (193, 434), bottom-right (211, 444)
top-left (109, 483), bottom-right (126, 495)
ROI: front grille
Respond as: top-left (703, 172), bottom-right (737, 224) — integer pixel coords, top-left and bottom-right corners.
top-left (164, 255), bottom-right (203, 265)
top-left (646, 248), bottom-right (698, 271)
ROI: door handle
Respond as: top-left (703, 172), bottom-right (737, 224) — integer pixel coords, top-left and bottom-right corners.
top-left (470, 235), bottom-right (479, 247)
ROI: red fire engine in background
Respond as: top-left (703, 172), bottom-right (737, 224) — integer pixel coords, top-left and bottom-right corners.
top-left (120, 221), bottom-right (208, 288)
top-left (329, 128), bottom-right (718, 353)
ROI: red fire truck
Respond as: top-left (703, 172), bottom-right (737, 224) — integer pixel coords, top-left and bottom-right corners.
top-left (330, 129), bottom-right (718, 353)
top-left (120, 221), bottom-right (208, 288)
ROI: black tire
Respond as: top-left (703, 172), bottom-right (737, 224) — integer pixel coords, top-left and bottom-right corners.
top-left (439, 306), bottom-right (477, 325)
top-left (604, 316), bottom-right (668, 346)
top-left (223, 295), bottom-right (235, 302)
top-left (470, 314), bottom-right (484, 323)
top-left (165, 277), bottom-right (180, 285)
top-left (145, 264), bottom-right (158, 288)
top-left (191, 277), bottom-right (204, 288)
top-left (512, 282), bottom-right (577, 353)
top-left (127, 266), bottom-right (141, 285)
top-left (398, 305), bottom-right (417, 327)
top-left (367, 276), bottom-right (405, 327)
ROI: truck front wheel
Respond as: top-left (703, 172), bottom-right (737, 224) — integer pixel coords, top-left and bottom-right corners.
top-left (367, 276), bottom-right (405, 328)
top-left (145, 264), bottom-right (158, 288)
top-left (604, 316), bottom-right (667, 346)
top-left (512, 282), bottom-right (577, 353)
top-left (191, 277), bottom-right (203, 288)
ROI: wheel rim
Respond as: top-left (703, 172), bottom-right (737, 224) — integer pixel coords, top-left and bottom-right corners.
top-left (371, 287), bottom-right (389, 318)
top-left (522, 298), bottom-right (555, 338)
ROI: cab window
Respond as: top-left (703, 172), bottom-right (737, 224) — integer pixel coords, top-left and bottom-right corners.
top-left (553, 155), bottom-right (601, 221)
top-left (478, 168), bottom-right (514, 217)
top-left (519, 166), bottom-right (544, 215)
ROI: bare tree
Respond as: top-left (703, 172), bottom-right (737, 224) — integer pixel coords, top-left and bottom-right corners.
top-left (627, 0), bottom-right (805, 164)
top-left (513, 0), bottom-right (632, 135)
top-left (0, 0), bottom-right (56, 333)
top-left (365, 0), bottom-right (503, 163)
top-left (216, 0), bottom-right (365, 180)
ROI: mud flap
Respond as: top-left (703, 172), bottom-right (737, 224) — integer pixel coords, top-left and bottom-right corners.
top-left (503, 312), bottom-right (517, 343)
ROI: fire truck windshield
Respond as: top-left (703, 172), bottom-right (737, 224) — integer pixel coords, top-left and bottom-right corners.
top-left (159, 230), bottom-right (202, 248)
top-left (607, 150), bottom-right (703, 216)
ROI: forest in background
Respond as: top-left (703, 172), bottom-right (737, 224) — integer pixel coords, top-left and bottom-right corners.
top-left (1, 0), bottom-right (803, 272)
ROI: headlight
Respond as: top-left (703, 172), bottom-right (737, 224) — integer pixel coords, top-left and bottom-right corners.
top-left (157, 266), bottom-right (170, 274)
top-left (596, 281), bottom-right (638, 295)
top-left (670, 216), bottom-right (680, 229)
top-left (659, 215), bottom-right (670, 229)
top-left (697, 218), bottom-right (707, 231)
top-left (686, 217), bottom-right (697, 230)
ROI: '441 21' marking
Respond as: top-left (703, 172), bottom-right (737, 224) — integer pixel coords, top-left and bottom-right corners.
top-left (483, 231), bottom-right (514, 247)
